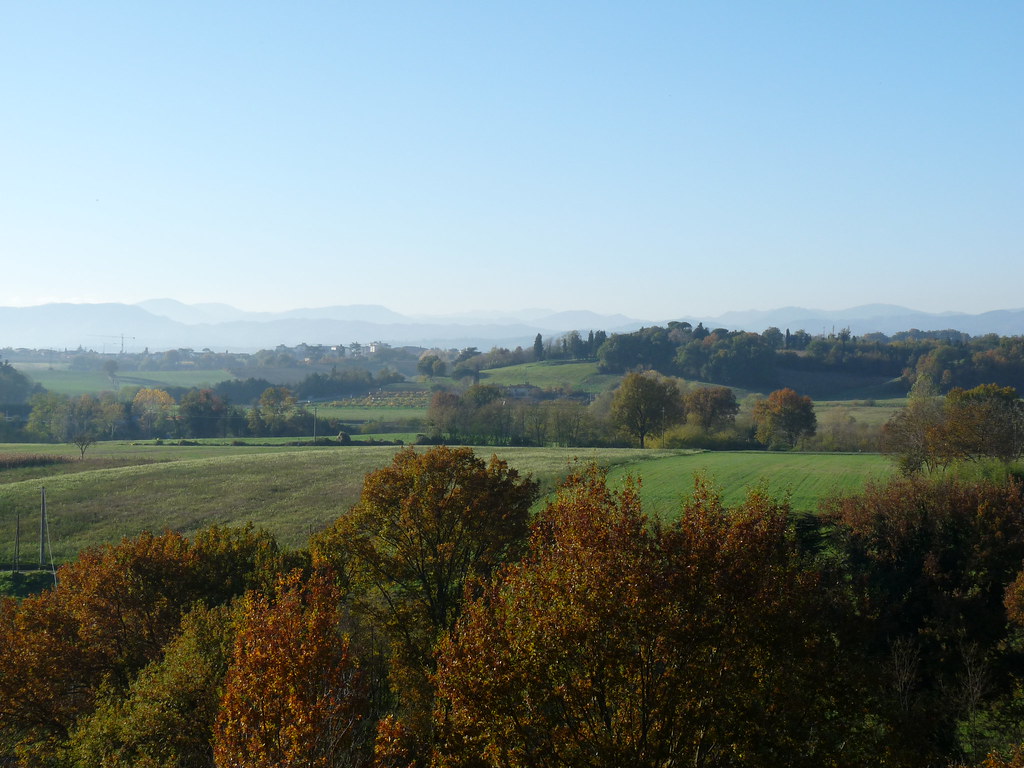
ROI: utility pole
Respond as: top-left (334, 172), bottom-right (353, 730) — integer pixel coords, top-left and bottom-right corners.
top-left (13, 508), bottom-right (20, 573)
top-left (39, 487), bottom-right (46, 569)
top-left (38, 487), bottom-right (56, 586)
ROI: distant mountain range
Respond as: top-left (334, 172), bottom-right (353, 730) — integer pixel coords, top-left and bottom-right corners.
top-left (705, 304), bottom-right (1024, 338)
top-left (0, 300), bottom-right (1022, 352)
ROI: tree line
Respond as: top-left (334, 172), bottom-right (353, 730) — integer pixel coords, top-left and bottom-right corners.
top-left (21, 388), bottom-right (325, 451)
top-left (0, 366), bottom-right (411, 452)
top-left (4, 446), bottom-right (1024, 766)
top-left (423, 374), bottom-right (817, 451)
top-left (7, 324), bottom-right (1024, 396)
top-left (6, 320), bottom-right (1024, 455)
top-left (5, 342), bottom-right (421, 374)
top-left (7, 360), bottom-right (1024, 464)
top-left (595, 323), bottom-right (1024, 393)
top-left (6, 358), bottom-right (821, 451)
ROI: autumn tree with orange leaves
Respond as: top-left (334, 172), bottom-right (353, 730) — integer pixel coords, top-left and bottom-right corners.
top-left (0, 526), bottom-right (286, 764)
top-left (0, 531), bottom-right (202, 763)
top-left (312, 445), bottom-right (537, 766)
top-left (752, 387), bottom-right (817, 449)
top-left (435, 467), bottom-right (852, 768)
top-left (214, 570), bottom-right (369, 768)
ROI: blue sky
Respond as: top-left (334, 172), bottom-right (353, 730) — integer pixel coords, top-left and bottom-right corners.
top-left (2, 3), bottom-right (1021, 320)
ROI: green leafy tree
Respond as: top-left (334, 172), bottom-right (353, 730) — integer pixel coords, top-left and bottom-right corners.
top-left (418, 354), bottom-right (443, 378)
top-left (597, 327), bottom-right (676, 373)
top-left (565, 330), bottom-right (585, 359)
top-left (26, 392), bottom-right (104, 452)
top-left (881, 375), bottom-right (945, 473)
top-left (683, 385), bottom-right (739, 433)
top-left (247, 386), bottom-right (298, 436)
top-left (883, 381), bottom-right (1024, 472)
top-left (824, 476), bottom-right (1024, 763)
top-left (448, 364), bottom-right (472, 382)
top-left (96, 393), bottom-right (128, 440)
top-left (259, 385), bottom-right (295, 417)
top-left (132, 387), bottom-right (175, 438)
top-left (177, 388), bottom-right (228, 438)
top-left (752, 388), bottom-right (817, 449)
top-left (26, 391), bottom-right (68, 440)
top-left (103, 359), bottom-right (120, 388)
top-left (610, 371), bottom-right (685, 447)
top-left (189, 523), bottom-right (288, 605)
top-left (69, 603), bottom-right (235, 768)
top-left (0, 360), bottom-right (35, 404)
top-left (762, 326), bottom-right (785, 350)
top-left (675, 332), bottom-right (777, 388)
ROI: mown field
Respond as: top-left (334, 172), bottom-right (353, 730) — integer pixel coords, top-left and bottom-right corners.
top-left (0, 441), bottom-right (894, 565)
top-left (0, 443), bottom-right (671, 561)
top-left (812, 398), bottom-right (906, 427)
top-left (13, 363), bottom-right (235, 396)
top-left (605, 451), bottom-right (893, 519)
top-left (478, 361), bottom-right (621, 394)
top-left (317, 405), bottom-right (429, 424)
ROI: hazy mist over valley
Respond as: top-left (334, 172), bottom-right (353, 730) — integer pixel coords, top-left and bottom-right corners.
top-left (1, 299), bottom-right (1023, 352)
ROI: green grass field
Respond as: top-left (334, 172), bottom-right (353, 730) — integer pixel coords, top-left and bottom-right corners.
top-left (813, 398), bottom-right (905, 428)
top-left (478, 361), bottom-right (621, 394)
top-left (0, 444), bottom-right (673, 562)
top-left (0, 442), bottom-right (671, 561)
top-left (14, 364), bottom-right (235, 396)
top-left (0, 439), bottom-right (341, 460)
top-left (604, 451), bottom-right (894, 519)
top-left (0, 447), bottom-right (410, 562)
top-left (0, 439), bottom-right (894, 565)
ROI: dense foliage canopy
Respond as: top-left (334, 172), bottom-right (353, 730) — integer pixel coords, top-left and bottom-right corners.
top-left (6, 445), bottom-right (1024, 766)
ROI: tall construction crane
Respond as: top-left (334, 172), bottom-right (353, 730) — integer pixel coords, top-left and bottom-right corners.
top-left (88, 333), bottom-right (136, 354)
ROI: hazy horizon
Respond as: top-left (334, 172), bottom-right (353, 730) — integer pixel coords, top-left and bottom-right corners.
top-left (5, 296), bottom-right (1023, 323)
top-left (3, 297), bottom-right (1024, 354)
